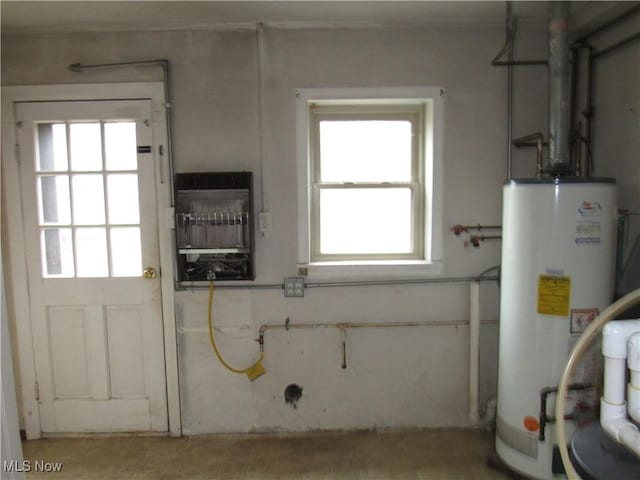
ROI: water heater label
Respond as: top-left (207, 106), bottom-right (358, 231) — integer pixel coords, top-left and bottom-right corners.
top-left (537, 275), bottom-right (571, 316)
top-left (578, 201), bottom-right (602, 217)
top-left (575, 220), bottom-right (601, 246)
top-left (570, 308), bottom-right (599, 334)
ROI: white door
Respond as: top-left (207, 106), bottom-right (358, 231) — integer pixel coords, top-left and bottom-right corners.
top-left (16, 100), bottom-right (167, 433)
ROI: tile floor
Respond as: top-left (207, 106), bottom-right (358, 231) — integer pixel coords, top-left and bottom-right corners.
top-left (22, 429), bottom-right (515, 479)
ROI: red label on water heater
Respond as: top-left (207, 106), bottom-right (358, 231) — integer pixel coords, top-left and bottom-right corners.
top-left (570, 308), bottom-right (599, 334)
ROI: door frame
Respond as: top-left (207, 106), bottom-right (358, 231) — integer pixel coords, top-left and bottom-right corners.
top-left (1, 83), bottom-right (180, 438)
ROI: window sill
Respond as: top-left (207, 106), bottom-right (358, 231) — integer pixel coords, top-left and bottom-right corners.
top-left (298, 260), bottom-right (444, 282)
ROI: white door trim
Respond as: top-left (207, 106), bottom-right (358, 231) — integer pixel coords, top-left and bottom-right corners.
top-left (1, 83), bottom-right (180, 438)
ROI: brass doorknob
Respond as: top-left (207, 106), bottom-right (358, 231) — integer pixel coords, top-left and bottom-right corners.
top-left (143, 267), bottom-right (157, 279)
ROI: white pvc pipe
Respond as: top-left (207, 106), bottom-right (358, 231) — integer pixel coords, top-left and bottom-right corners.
top-left (600, 321), bottom-right (640, 458)
top-left (602, 320), bottom-right (640, 407)
top-left (603, 357), bottom-right (627, 405)
top-left (618, 424), bottom-right (640, 456)
top-left (629, 332), bottom-right (640, 423)
top-left (602, 320), bottom-right (640, 358)
top-left (629, 332), bottom-right (640, 373)
top-left (629, 382), bottom-right (640, 424)
top-left (556, 288), bottom-right (640, 480)
top-left (469, 281), bottom-right (480, 424)
top-left (600, 401), bottom-right (640, 457)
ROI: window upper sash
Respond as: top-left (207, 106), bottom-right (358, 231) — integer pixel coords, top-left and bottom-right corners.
top-left (308, 102), bottom-right (427, 262)
top-left (310, 111), bottom-right (423, 186)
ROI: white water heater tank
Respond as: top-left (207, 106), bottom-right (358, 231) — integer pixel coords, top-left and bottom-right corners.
top-left (496, 178), bottom-right (617, 479)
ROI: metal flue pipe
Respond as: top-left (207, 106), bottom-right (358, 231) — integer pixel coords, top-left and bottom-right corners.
top-left (547, 2), bottom-right (572, 176)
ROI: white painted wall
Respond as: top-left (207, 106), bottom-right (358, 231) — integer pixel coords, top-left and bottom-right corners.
top-left (1, 24), bottom-right (550, 434)
top-left (587, 12), bottom-right (640, 266)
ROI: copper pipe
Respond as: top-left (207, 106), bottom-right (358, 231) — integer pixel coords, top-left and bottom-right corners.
top-left (470, 235), bottom-right (503, 248)
top-left (512, 133), bottom-right (546, 177)
top-left (452, 224), bottom-right (502, 236)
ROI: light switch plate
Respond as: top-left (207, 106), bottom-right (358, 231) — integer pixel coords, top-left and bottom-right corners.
top-left (258, 212), bottom-right (272, 233)
top-left (165, 207), bottom-right (176, 229)
top-left (284, 276), bottom-right (305, 297)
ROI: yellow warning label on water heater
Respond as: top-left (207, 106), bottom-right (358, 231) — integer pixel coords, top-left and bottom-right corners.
top-left (537, 275), bottom-right (571, 316)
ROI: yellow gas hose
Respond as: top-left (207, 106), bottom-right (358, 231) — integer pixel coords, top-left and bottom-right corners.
top-left (208, 281), bottom-right (266, 381)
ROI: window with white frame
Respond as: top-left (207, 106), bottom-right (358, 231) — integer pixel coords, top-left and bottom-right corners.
top-left (297, 87), bottom-right (443, 274)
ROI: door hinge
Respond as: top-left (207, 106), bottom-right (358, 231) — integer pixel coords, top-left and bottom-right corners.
top-left (16, 120), bottom-right (23, 129)
top-left (15, 143), bottom-right (21, 164)
top-left (35, 381), bottom-right (40, 401)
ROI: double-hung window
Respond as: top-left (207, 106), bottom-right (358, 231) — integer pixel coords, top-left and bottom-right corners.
top-left (296, 87), bottom-right (443, 277)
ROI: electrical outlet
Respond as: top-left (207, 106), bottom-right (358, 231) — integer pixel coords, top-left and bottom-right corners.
top-left (284, 276), bottom-right (305, 297)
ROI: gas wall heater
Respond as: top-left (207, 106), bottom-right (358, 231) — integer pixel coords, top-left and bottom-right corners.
top-left (175, 172), bottom-right (255, 283)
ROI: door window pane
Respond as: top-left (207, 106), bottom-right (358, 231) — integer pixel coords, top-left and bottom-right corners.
top-left (72, 175), bottom-right (105, 225)
top-left (105, 122), bottom-right (137, 171)
top-left (110, 228), bottom-right (142, 277)
top-left (70, 123), bottom-right (102, 171)
top-left (75, 228), bottom-right (108, 277)
top-left (38, 175), bottom-right (71, 225)
top-left (36, 115), bottom-right (145, 278)
top-left (37, 123), bottom-right (68, 172)
top-left (107, 174), bottom-right (140, 224)
top-left (41, 228), bottom-right (74, 277)
top-left (319, 120), bottom-right (412, 182)
top-left (320, 188), bottom-right (412, 254)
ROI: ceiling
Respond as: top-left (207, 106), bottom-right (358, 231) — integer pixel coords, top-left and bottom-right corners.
top-left (1, 1), bottom-right (552, 34)
top-left (1, 1), bottom-right (632, 36)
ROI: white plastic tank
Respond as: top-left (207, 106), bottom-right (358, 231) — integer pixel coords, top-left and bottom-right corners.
top-left (496, 178), bottom-right (617, 479)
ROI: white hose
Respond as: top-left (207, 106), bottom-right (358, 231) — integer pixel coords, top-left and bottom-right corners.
top-left (555, 288), bottom-right (640, 480)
